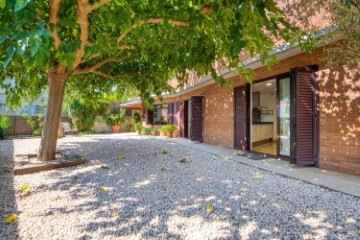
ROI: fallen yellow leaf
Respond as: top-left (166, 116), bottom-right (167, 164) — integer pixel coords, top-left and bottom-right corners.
top-left (4, 213), bottom-right (17, 224)
top-left (20, 185), bottom-right (31, 192)
top-left (118, 155), bottom-right (125, 160)
top-left (252, 175), bottom-right (263, 180)
top-left (206, 204), bottom-right (214, 212)
top-left (53, 195), bottom-right (61, 201)
top-left (112, 209), bottom-right (120, 217)
top-left (97, 186), bottom-right (110, 192)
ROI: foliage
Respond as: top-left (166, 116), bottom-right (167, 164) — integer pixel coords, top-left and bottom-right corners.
top-left (323, 0), bottom-right (360, 70)
top-left (151, 127), bottom-right (158, 135)
top-left (141, 127), bottom-right (151, 135)
top-left (133, 112), bottom-right (142, 124)
top-left (79, 130), bottom-right (96, 135)
top-left (291, 0), bottom-right (360, 70)
top-left (104, 109), bottom-right (126, 126)
top-left (0, 0), bottom-right (315, 107)
top-left (162, 124), bottom-right (177, 133)
top-left (70, 99), bottom-right (105, 131)
top-left (22, 114), bottom-right (44, 136)
top-left (0, 0), bottom-right (315, 159)
top-left (134, 122), bottom-right (143, 132)
top-left (0, 115), bottom-right (11, 139)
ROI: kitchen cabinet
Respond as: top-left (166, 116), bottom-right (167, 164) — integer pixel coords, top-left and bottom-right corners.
top-left (252, 123), bottom-right (273, 143)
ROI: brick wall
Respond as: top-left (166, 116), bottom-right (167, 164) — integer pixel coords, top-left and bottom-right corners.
top-left (317, 67), bottom-right (359, 175)
top-left (154, 44), bottom-right (359, 176)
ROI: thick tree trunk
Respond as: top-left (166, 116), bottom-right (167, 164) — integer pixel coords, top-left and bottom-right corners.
top-left (38, 71), bottom-right (68, 161)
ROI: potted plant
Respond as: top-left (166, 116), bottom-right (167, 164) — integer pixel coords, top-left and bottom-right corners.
top-left (164, 125), bottom-right (177, 138)
top-left (151, 127), bottom-right (158, 136)
top-left (160, 125), bottom-right (167, 137)
top-left (104, 110), bottom-right (126, 133)
top-left (134, 122), bottom-right (143, 134)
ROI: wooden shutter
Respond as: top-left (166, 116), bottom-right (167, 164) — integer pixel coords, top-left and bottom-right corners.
top-left (168, 103), bottom-right (174, 124)
top-left (234, 85), bottom-right (250, 150)
top-left (191, 96), bottom-right (203, 142)
top-left (146, 108), bottom-right (154, 125)
top-left (290, 67), bottom-right (317, 166)
top-left (179, 102), bottom-right (184, 137)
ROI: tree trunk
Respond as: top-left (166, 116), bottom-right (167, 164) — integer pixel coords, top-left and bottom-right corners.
top-left (38, 71), bottom-right (68, 161)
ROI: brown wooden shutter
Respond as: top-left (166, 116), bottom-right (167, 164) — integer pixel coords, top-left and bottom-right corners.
top-left (179, 102), bottom-right (185, 137)
top-left (191, 96), bottom-right (203, 142)
top-left (146, 108), bottom-right (154, 125)
top-left (168, 103), bottom-right (174, 124)
top-left (234, 85), bottom-right (250, 150)
top-left (290, 67), bottom-right (317, 166)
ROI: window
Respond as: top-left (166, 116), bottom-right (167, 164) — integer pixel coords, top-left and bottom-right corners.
top-left (153, 104), bottom-right (168, 125)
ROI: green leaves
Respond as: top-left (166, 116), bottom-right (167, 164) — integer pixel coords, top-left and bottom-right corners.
top-left (0, 0), bottom-right (6, 9)
top-left (15, 0), bottom-right (29, 12)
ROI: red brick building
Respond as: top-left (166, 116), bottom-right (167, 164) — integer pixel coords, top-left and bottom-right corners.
top-left (123, 2), bottom-right (359, 176)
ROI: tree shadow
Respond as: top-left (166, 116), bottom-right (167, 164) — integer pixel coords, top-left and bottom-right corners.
top-left (318, 65), bottom-right (360, 174)
top-left (0, 139), bottom-right (19, 239)
top-left (30, 135), bottom-right (360, 239)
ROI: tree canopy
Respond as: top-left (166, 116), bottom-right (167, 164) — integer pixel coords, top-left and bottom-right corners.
top-left (0, 0), bottom-right (315, 160)
top-left (0, 0), bottom-right (314, 106)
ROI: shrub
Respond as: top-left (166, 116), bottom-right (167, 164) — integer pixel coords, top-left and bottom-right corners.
top-left (163, 124), bottom-right (177, 133)
top-left (133, 112), bottom-right (142, 124)
top-left (22, 114), bottom-right (44, 136)
top-left (151, 127), bottom-right (158, 135)
top-left (0, 115), bottom-right (11, 139)
top-left (70, 100), bottom-right (99, 131)
top-left (161, 125), bottom-right (168, 132)
top-left (104, 110), bottom-right (126, 126)
top-left (134, 122), bottom-right (143, 132)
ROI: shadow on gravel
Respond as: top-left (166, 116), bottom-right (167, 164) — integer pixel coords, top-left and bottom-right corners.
top-left (0, 139), bottom-right (19, 239)
top-left (36, 135), bottom-right (359, 239)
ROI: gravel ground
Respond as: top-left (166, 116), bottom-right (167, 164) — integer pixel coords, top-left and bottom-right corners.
top-left (0, 133), bottom-right (359, 240)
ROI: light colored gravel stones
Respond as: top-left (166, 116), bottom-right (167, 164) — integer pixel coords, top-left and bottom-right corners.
top-left (0, 133), bottom-right (359, 239)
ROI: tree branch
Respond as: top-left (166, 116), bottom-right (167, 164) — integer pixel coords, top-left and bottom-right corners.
top-left (80, 53), bottom-right (100, 63)
top-left (88, 0), bottom-right (111, 12)
top-left (118, 44), bottom-right (135, 49)
top-left (73, 0), bottom-right (112, 70)
top-left (92, 70), bottom-right (121, 79)
top-left (116, 18), bottom-right (189, 47)
top-left (49, 0), bottom-right (61, 50)
top-left (73, 55), bottom-right (131, 75)
top-left (116, 5), bottom-right (212, 48)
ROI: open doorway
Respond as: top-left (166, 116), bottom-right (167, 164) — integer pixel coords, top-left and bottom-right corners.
top-left (251, 79), bottom-right (277, 155)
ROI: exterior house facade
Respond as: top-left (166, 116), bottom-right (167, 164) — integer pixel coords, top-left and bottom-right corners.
top-left (122, 2), bottom-right (359, 176)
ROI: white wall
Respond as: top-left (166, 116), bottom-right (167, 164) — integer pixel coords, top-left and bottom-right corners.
top-left (259, 92), bottom-right (277, 140)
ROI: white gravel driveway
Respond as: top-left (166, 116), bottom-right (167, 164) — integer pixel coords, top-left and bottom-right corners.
top-left (0, 134), bottom-right (359, 240)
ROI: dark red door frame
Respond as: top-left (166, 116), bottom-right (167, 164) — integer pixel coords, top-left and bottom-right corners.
top-left (191, 96), bottom-right (204, 142)
top-left (233, 84), bottom-right (251, 150)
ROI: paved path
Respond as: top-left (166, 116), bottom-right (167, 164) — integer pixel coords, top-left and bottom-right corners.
top-left (164, 137), bottom-right (360, 198)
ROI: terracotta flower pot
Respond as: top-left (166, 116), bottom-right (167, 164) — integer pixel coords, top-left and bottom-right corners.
top-left (167, 132), bottom-right (173, 138)
top-left (111, 125), bottom-right (121, 133)
top-left (136, 130), bottom-right (141, 134)
top-left (160, 130), bottom-right (167, 137)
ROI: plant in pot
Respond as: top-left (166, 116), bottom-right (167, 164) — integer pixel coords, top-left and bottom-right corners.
top-left (104, 110), bottom-right (125, 133)
top-left (160, 125), bottom-right (167, 137)
top-left (164, 125), bottom-right (177, 138)
top-left (151, 127), bottom-right (158, 136)
top-left (134, 122), bottom-right (143, 134)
